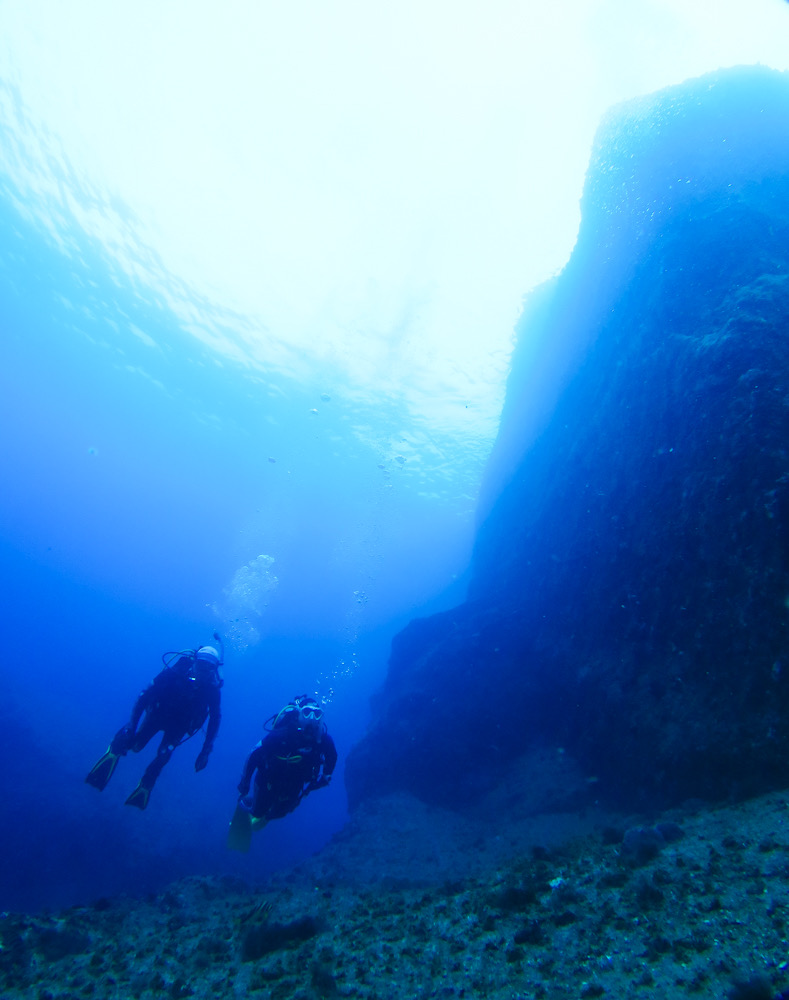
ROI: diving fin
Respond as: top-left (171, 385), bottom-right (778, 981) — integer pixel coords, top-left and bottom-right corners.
top-left (227, 803), bottom-right (253, 853)
top-left (85, 748), bottom-right (121, 791)
top-left (125, 783), bottom-right (151, 810)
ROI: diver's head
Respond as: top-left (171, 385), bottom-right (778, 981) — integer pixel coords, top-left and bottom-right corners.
top-left (271, 695), bottom-right (324, 734)
top-left (195, 645), bottom-right (222, 668)
top-left (294, 695), bottom-right (323, 734)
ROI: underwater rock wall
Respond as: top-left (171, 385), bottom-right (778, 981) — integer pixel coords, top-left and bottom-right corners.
top-left (346, 66), bottom-right (789, 814)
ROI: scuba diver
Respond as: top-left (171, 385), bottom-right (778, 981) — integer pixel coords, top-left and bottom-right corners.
top-left (227, 694), bottom-right (337, 853)
top-left (85, 635), bottom-right (224, 810)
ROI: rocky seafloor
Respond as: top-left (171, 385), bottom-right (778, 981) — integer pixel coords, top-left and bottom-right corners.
top-left (4, 790), bottom-right (789, 1000)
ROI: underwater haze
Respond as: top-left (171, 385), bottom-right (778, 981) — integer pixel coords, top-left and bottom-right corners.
top-left (2, 1), bottom-right (789, 919)
top-left (0, 147), bottom-right (479, 909)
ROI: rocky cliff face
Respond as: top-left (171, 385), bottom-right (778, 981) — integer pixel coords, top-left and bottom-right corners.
top-left (345, 66), bottom-right (789, 814)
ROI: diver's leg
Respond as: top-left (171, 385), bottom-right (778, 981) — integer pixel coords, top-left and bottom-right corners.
top-left (86, 717), bottom-right (142, 789)
top-left (128, 715), bottom-right (159, 753)
top-left (125, 732), bottom-right (177, 810)
top-left (248, 792), bottom-right (296, 830)
top-left (250, 782), bottom-right (277, 829)
top-left (228, 783), bottom-right (273, 850)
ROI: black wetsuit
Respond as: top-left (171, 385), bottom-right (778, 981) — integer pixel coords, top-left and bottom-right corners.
top-left (237, 726), bottom-right (337, 821)
top-left (113, 656), bottom-right (222, 793)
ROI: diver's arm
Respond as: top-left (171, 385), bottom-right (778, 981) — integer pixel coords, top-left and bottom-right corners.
top-left (237, 744), bottom-right (262, 796)
top-left (203, 685), bottom-right (221, 750)
top-left (195, 687), bottom-right (221, 771)
top-left (306, 735), bottom-right (338, 791)
top-left (322, 734), bottom-right (338, 778)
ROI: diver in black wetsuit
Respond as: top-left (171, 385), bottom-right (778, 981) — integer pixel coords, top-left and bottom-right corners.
top-left (85, 637), bottom-right (224, 810)
top-left (227, 694), bottom-right (337, 852)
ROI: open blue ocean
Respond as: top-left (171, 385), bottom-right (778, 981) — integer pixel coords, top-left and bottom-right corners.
top-left (4, 14), bottom-right (789, 999)
top-left (0, 72), bottom-right (482, 910)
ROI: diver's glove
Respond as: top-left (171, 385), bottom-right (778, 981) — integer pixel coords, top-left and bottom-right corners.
top-left (307, 775), bottom-right (331, 792)
top-left (195, 747), bottom-right (211, 772)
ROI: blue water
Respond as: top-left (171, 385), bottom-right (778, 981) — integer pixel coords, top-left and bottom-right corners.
top-left (0, 81), bottom-right (478, 912)
top-left (4, 60), bottom-right (789, 919)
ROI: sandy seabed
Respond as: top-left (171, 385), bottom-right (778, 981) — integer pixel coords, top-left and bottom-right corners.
top-left (3, 790), bottom-right (789, 1000)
